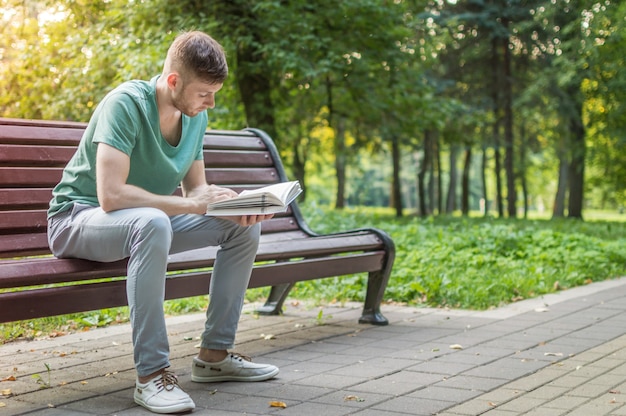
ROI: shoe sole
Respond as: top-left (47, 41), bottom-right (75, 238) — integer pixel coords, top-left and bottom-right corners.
top-left (191, 367), bottom-right (279, 383)
top-left (134, 397), bottom-right (195, 414)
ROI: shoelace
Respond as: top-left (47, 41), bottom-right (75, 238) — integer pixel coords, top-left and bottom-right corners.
top-left (230, 352), bottom-right (252, 362)
top-left (154, 371), bottom-right (180, 392)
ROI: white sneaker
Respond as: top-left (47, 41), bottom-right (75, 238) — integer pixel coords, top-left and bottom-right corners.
top-left (191, 353), bottom-right (279, 382)
top-left (134, 371), bottom-right (195, 414)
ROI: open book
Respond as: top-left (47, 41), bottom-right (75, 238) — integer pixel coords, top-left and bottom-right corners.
top-left (205, 181), bottom-right (302, 216)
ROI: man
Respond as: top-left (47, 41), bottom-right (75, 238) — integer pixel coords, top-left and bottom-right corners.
top-left (47, 31), bottom-right (279, 414)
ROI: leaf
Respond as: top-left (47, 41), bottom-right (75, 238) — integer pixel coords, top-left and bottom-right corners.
top-left (534, 307), bottom-right (550, 312)
top-left (544, 352), bottom-right (563, 357)
top-left (1, 376), bottom-right (16, 382)
top-left (344, 395), bottom-right (365, 402)
top-left (449, 344), bottom-right (464, 350)
top-left (269, 401), bottom-right (287, 408)
top-left (1, 389), bottom-right (11, 397)
top-left (261, 334), bottom-right (276, 340)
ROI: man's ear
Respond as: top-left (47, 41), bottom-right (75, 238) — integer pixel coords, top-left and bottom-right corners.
top-left (166, 72), bottom-right (181, 90)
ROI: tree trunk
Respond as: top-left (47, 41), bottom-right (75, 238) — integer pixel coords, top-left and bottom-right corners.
top-left (446, 145), bottom-right (459, 213)
top-left (334, 118), bottom-right (346, 209)
top-left (481, 146), bottom-right (489, 216)
top-left (491, 38), bottom-right (504, 218)
top-left (292, 133), bottom-right (307, 203)
top-left (391, 135), bottom-right (403, 217)
top-left (434, 134), bottom-right (442, 215)
top-left (418, 130), bottom-right (433, 217)
top-left (553, 151), bottom-right (568, 217)
top-left (567, 93), bottom-right (586, 219)
top-left (461, 147), bottom-right (472, 216)
top-left (502, 27), bottom-right (516, 218)
top-left (519, 124), bottom-right (528, 219)
top-left (235, 40), bottom-right (276, 140)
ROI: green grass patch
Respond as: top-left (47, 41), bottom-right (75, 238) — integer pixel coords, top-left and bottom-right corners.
top-left (2, 205), bottom-right (625, 343)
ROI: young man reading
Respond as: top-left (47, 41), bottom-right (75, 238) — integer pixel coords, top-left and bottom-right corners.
top-left (47, 31), bottom-right (279, 414)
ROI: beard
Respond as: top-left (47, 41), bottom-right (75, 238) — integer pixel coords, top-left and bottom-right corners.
top-left (171, 88), bottom-right (207, 117)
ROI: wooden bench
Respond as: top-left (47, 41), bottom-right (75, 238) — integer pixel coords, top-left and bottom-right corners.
top-left (0, 118), bottom-right (395, 325)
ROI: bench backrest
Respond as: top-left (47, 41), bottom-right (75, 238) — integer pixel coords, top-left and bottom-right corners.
top-left (0, 118), bottom-right (302, 259)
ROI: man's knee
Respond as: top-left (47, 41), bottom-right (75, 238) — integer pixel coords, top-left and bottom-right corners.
top-left (136, 209), bottom-right (173, 247)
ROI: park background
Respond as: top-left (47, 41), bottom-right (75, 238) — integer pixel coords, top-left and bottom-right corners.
top-left (1, 0), bottom-right (624, 339)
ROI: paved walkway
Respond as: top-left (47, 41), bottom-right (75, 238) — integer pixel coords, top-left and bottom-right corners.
top-left (3, 277), bottom-right (626, 416)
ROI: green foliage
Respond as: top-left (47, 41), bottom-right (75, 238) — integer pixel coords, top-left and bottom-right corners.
top-left (293, 204), bottom-right (626, 310)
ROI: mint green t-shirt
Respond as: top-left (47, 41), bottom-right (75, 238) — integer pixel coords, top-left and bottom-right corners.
top-left (48, 76), bottom-right (207, 218)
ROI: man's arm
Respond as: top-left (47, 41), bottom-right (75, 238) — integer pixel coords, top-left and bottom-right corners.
top-left (96, 143), bottom-right (204, 215)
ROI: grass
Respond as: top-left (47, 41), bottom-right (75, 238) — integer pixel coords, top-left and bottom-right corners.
top-left (1, 205), bottom-right (625, 343)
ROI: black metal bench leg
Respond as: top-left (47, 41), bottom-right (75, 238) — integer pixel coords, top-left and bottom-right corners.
top-left (256, 282), bottom-right (296, 315)
top-left (359, 229), bottom-right (395, 326)
top-left (359, 270), bottom-right (390, 325)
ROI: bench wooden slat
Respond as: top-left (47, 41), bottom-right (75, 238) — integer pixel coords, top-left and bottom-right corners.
top-left (0, 144), bottom-right (76, 167)
top-left (0, 167), bottom-right (64, 187)
top-left (204, 168), bottom-right (279, 185)
top-left (0, 124), bottom-right (85, 145)
top-left (0, 233), bottom-right (49, 257)
top-left (0, 210), bottom-right (47, 233)
top-left (0, 252), bottom-right (385, 322)
top-left (0, 189), bottom-right (52, 209)
top-left (203, 149), bottom-right (273, 167)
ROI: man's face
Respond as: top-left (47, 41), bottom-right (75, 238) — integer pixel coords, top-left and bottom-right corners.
top-left (172, 77), bottom-right (223, 117)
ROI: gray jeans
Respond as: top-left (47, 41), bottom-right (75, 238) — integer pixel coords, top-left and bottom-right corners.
top-left (48, 203), bottom-right (261, 377)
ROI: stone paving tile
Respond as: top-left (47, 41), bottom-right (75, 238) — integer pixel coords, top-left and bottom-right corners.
top-left (370, 395), bottom-right (455, 415)
top-left (349, 370), bottom-right (444, 395)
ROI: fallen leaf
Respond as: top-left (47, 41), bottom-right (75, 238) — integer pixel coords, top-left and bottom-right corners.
top-left (449, 344), bottom-right (464, 350)
top-left (1, 376), bottom-right (16, 382)
top-left (544, 352), bottom-right (563, 357)
top-left (0, 402), bottom-right (6, 408)
top-left (534, 307), bottom-right (549, 313)
top-left (488, 401), bottom-right (497, 407)
top-left (81, 381), bottom-right (88, 385)
top-left (344, 395), bottom-right (365, 402)
top-left (610, 390), bottom-right (620, 394)
top-left (1, 389), bottom-right (11, 397)
top-left (610, 397), bottom-right (617, 404)
top-left (261, 334), bottom-right (276, 340)
top-left (269, 401), bottom-right (287, 408)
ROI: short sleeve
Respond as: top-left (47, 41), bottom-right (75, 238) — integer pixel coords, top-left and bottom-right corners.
top-left (91, 92), bottom-right (141, 156)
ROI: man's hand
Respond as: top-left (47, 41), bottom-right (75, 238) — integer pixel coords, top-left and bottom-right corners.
top-left (219, 214), bottom-right (275, 226)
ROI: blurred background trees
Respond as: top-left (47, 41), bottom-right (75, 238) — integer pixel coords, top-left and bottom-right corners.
top-left (1, 0), bottom-right (624, 218)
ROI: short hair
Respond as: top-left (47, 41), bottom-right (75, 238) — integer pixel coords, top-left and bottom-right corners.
top-left (167, 31), bottom-right (228, 84)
